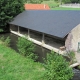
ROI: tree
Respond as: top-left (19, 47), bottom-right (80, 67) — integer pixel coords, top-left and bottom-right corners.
top-left (79, 0), bottom-right (80, 3)
top-left (43, 51), bottom-right (73, 80)
top-left (23, 0), bottom-right (43, 4)
top-left (0, 0), bottom-right (24, 31)
top-left (70, 0), bottom-right (79, 3)
top-left (61, 0), bottom-right (80, 3)
top-left (62, 0), bottom-right (71, 3)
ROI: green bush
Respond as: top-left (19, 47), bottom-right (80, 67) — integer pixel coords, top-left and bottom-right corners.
top-left (0, 36), bottom-right (10, 46)
top-left (4, 36), bottom-right (11, 46)
top-left (43, 51), bottom-right (73, 80)
top-left (17, 37), bottom-right (38, 60)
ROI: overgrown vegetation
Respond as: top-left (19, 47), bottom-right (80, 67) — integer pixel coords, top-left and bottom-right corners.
top-left (43, 51), bottom-right (73, 80)
top-left (0, 36), bottom-right (10, 46)
top-left (0, 36), bottom-right (74, 80)
top-left (17, 37), bottom-right (38, 60)
top-left (66, 51), bottom-right (76, 64)
top-left (0, 44), bottom-right (73, 80)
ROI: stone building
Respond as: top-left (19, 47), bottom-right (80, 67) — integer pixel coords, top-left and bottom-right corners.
top-left (9, 10), bottom-right (80, 53)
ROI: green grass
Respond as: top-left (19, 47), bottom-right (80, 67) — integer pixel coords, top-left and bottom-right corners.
top-left (0, 44), bottom-right (44, 80)
top-left (51, 7), bottom-right (80, 10)
top-left (42, 0), bottom-right (59, 8)
top-left (42, 0), bottom-right (80, 10)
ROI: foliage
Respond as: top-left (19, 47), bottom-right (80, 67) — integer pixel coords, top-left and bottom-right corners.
top-left (23, 0), bottom-right (43, 3)
top-left (0, 44), bottom-right (44, 80)
top-left (54, 0), bottom-right (71, 3)
top-left (4, 36), bottom-right (11, 46)
top-left (62, 0), bottom-right (71, 3)
top-left (0, 0), bottom-right (24, 31)
top-left (55, 0), bottom-right (79, 3)
top-left (70, 0), bottom-right (80, 3)
top-left (67, 51), bottom-right (75, 59)
top-left (0, 36), bottom-right (10, 46)
top-left (17, 37), bottom-right (38, 60)
top-left (54, 0), bottom-right (80, 3)
top-left (0, 29), bottom-right (3, 32)
top-left (43, 51), bottom-right (73, 80)
top-left (79, 0), bottom-right (80, 3)
top-left (67, 51), bottom-right (76, 64)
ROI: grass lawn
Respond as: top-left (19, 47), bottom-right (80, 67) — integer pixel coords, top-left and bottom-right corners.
top-left (51, 7), bottom-right (80, 10)
top-left (0, 44), bottom-right (44, 80)
top-left (42, 0), bottom-right (59, 8)
top-left (42, 0), bottom-right (80, 10)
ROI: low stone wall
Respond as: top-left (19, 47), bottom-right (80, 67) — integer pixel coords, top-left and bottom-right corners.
top-left (59, 4), bottom-right (80, 8)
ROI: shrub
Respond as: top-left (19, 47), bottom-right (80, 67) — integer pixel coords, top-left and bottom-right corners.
top-left (43, 51), bottom-right (73, 80)
top-left (0, 36), bottom-right (10, 46)
top-left (17, 37), bottom-right (38, 60)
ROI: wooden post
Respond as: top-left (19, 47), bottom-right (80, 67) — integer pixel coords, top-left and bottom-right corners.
top-left (28, 29), bottom-right (30, 38)
top-left (18, 26), bottom-right (20, 33)
top-left (42, 33), bottom-right (45, 45)
top-left (10, 24), bottom-right (12, 31)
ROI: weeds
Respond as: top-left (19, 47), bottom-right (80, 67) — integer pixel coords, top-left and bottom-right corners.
top-left (0, 36), bottom-right (10, 46)
top-left (17, 37), bottom-right (38, 60)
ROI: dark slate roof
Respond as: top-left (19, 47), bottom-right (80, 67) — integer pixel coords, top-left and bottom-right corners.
top-left (9, 10), bottom-right (80, 38)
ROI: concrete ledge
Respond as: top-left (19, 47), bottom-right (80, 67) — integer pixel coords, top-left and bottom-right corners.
top-left (70, 63), bottom-right (79, 68)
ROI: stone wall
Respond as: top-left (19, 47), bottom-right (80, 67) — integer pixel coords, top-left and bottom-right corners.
top-left (65, 24), bottom-right (80, 51)
top-left (59, 4), bottom-right (80, 8)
